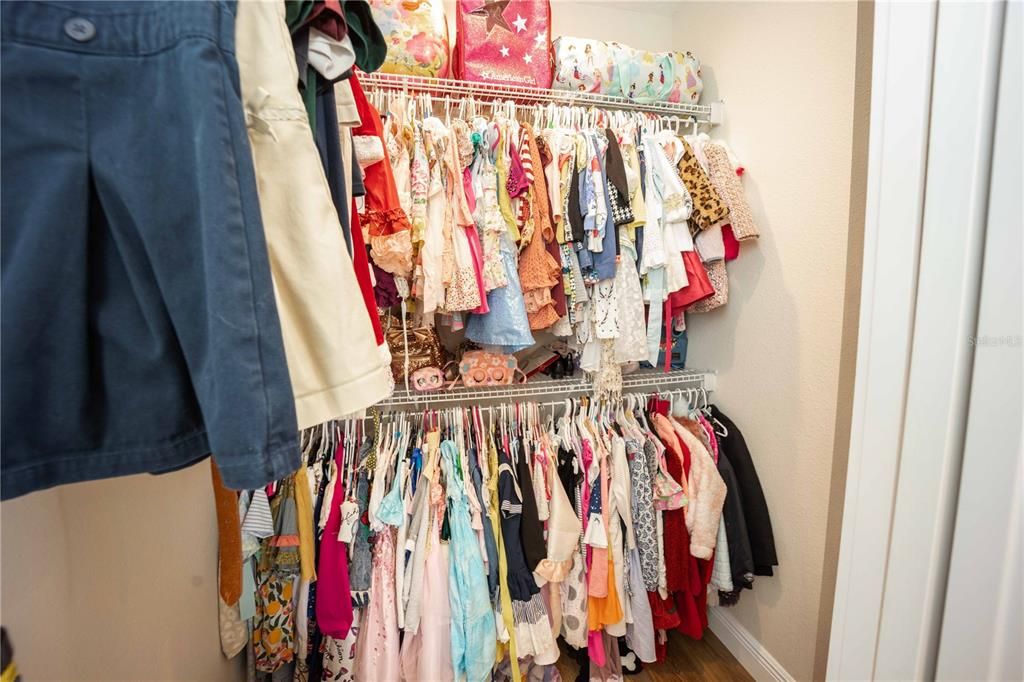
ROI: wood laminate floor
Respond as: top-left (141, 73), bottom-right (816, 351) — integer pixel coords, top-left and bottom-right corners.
top-left (554, 630), bottom-right (754, 682)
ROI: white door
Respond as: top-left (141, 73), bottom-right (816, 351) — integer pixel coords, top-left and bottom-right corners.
top-left (933, 4), bottom-right (1022, 680)
top-left (827, 2), bottom-right (1022, 679)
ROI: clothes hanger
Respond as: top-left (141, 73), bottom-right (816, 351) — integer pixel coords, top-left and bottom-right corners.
top-left (673, 389), bottom-right (687, 418)
top-left (633, 393), bottom-right (648, 436)
top-left (621, 394), bottom-right (640, 438)
top-left (571, 397), bottom-right (584, 454)
top-left (300, 426), bottom-right (313, 465)
top-left (318, 421), bottom-right (331, 462)
top-left (524, 401), bottom-right (533, 446)
top-left (535, 403), bottom-right (545, 447)
top-left (638, 392), bottom-right (652, 433)
top-left (499, 402), bottom-right (507, 445)
top-left (342, 420), bottom-right (355, 495)
top-left (559, 398), bottom-right (572, 450)
top-left (711, 410), bottom-right (729, 437)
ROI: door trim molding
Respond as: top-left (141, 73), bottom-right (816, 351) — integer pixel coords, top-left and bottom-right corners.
top-left (826, 1), bottom-right (937, 679)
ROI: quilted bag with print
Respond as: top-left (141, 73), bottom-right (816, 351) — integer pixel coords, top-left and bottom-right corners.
top-left (610, 44), bottom-right (704, 104)
top-left (552, 36), bottom-right (614, 94)
top-left (370, 0), bottom-right (450, 77)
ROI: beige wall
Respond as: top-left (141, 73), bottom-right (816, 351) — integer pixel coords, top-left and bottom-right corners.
top-left (814, 3), bottom-right (873, 678)
top-left (0, 3), bottom-right (863, 681)
top-left (1, 465), bottom-right (239, 681)
top-left (675, 3), bottom-right (861, 681)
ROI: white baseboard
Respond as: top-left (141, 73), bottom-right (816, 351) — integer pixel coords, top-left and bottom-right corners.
top-left (708, 607), bottom-right (795, 682)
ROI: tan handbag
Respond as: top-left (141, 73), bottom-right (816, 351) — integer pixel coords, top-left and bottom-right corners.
top-left (383, 314), bottom-right (444, 382)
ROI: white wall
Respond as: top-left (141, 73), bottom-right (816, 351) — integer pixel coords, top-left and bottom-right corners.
top-left (675, 3), bottom-right (862, 681)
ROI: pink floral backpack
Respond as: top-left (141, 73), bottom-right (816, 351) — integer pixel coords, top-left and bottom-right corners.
top-left (370, 0), bottom-right (450, 77)
top-left (452, 0), bottom-right (553, 88)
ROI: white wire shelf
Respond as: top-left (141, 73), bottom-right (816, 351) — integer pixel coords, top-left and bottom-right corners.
top-left (375, 368), bottom-right (715, 410)
top-left (358, 72), bottom-right (720, 124)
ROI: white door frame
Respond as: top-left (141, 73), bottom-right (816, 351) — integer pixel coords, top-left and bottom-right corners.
top-left (827, 1), bottom-right (1012, 679)
top-left (933, 7), bottom-right (1022, 679)
top-left (826, 2), bottom-right (935, 677)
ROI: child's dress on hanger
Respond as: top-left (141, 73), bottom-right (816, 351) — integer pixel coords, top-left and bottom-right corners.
top-left (352, 527), bottom-right (400, 681)
top-left (465, 232), bottom-right (535, 352)
top-left (441, 441), bottom-right (497, 681)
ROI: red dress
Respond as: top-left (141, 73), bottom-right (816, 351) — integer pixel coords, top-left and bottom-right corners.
top-left (647, 400), bottom-right (684, 661)
top-left (673, 431), bottom-right (706, 639)
top-left (649, 400), bottom-right (714, 648)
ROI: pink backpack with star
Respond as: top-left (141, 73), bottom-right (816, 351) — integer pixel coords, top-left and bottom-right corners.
top-left (452, 0), bottom-right (552, 88)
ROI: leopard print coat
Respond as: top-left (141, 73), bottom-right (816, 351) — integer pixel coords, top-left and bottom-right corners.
top-left (677, 138), bottom-right (729, 232)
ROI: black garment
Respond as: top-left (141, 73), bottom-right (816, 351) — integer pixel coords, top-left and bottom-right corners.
top-left (716, 449), bottom-right (755, 591)
top-left (1, 628), bottom-right (18, 682)
top-left (314, 85), bottom-right (352, 253)
top-left (604, 130), bottom-right (632, 253)
top-left (497, 442), bottom-right (540, 601)
top-left (638, 147), bottom-right (647, 195)
top-left (603, 129), bottom-right (630, 201)
top-left (515, 438), bottom-right (548, 573)
top-left (635, 147), bottom-right (647, 264)
top-left (305, 459), bottom-right (333, 680)
top-left (568, 162), bottom-right (585, 243)
top-left (563, 639), bottom-right (588, 682)
top-left (709, 405), bottom-right (778, 575)
top-left (292, 26), bottom-right (311, 89)
top-left (634, 225), bottom-right (644, 268)
top-left (557, 446), bottom-right (581, 511)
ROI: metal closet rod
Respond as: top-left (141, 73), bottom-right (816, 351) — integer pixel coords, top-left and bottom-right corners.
top-left (357, 72), bottom-right (721, 124)
top-left (374, 368), bottom-right (716, 410)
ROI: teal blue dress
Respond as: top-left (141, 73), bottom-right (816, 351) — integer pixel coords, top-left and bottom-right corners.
top-left (441, 440), bottom-right (497, 680)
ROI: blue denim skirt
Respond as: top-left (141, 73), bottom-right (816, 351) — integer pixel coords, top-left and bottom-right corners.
top-left (1, 1), bottom-right (299, 498)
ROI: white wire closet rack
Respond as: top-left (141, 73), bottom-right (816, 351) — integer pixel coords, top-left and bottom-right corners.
top-left (358, 72), bottom-right (722, 125)
top-left (375, 368), bottom-right (715, 410)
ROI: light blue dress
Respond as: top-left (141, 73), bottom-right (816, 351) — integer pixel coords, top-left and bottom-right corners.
top-left (441, 440), bottom-right (497, 681)
top-left (464, 233), bottom-right (535, 352)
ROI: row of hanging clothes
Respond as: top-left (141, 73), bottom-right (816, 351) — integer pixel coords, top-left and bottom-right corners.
top-left (355, 82), bottom-right (762, 397)
top-left (210, 388), bottom-right (777, 681)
